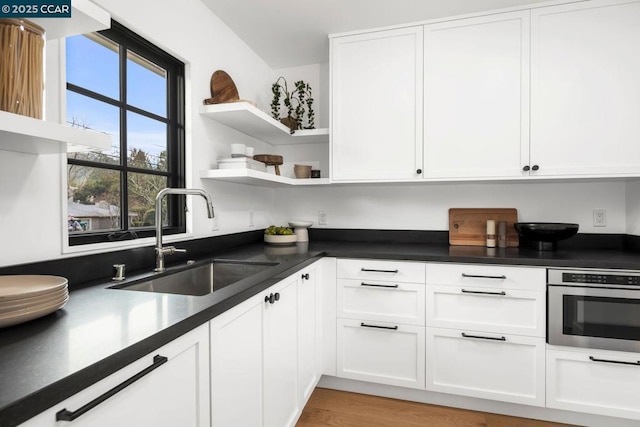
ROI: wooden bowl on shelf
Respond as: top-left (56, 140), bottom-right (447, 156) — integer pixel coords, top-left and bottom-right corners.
top-left (253, 154), bottom-right (283, 175)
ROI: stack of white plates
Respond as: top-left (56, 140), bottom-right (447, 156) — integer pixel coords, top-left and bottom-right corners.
top-left (0, 275), bottom-right (69, 328)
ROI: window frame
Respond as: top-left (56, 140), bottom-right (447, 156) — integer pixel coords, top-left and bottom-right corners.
top-left (66, 20), bottom-right (185, 246)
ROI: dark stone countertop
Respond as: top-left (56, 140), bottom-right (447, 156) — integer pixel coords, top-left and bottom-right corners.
top-left (2, 235), bottom-right (640, 426)
top-left (316, 240), bottom-right (640, 270)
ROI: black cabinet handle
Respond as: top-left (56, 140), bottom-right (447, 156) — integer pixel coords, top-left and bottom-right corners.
top-left (361, 282), bottom-right (399, 289)
top-left (301, 273), bottom-right (309, 280)
top-left (361, 322), bottom-right (398, 330)
top-left (461, 332), bottom-right (506, 341)
top-left (274, 292), bottom-right (280, 302)
top-left (531, 164), bottom-right (539, 171)
top-left (461, 273), bottom-right (506, 280)
top-left (361, 268), bottom-right (399, 274)
top-left (461, 289), bottom-right (506, 296)
top-left (589, 356), bottom-right (640, 366)
top-left (56, 355), bottom-right (168, 422)
top-left (265, 293), bottom-right (275, 304)
top-left (416, 169), bottom-right (422, 174)
top-left (522, 165), bottom-right (530, 172)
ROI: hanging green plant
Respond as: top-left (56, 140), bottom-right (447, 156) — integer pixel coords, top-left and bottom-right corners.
top-left (270, 77), bottom-right (315, 133)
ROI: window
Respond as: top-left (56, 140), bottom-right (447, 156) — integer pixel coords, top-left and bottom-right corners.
top-left (66, 21), bottom-right (185, 245)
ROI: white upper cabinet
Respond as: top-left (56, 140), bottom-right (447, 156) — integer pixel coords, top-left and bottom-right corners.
top-left (331, 27), bottom-right (423, 182)
top-left (423, 11), bottom-right (530, 178)
top-left (530, 0), bottom-right (640, 177)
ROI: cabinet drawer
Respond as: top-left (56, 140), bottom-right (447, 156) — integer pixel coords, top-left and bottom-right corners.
top-left (338, 279), bottom-right (425, 326)
top-left (547, 348), bottom-right (640, 420)
top-left (337, 318), bottom-right (425, 389)
top-left (426, 285), bottom-right (545, 336)
top-left (426, 263), bottom-right (545, 291)
top-left (337, 259), bottom-right (425, 283)
top-left (426, 327), bottom-right (545, 407)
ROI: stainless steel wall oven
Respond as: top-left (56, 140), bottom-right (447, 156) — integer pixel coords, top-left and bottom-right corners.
top-left (548, 268), bottom-right (640, 353)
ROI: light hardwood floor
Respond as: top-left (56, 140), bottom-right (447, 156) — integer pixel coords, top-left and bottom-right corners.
top-left (297, 388), bottom-right (575, 427)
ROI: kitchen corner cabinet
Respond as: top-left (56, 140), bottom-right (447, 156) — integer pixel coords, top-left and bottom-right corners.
top-left (331, 27), bottom-right (423, 182)
top-left (19, 324), bottom-right (210, 427)
top-left (423, 11), bottom-right (530, 179)
top-left (546, 347), bottom-right (640, 420)
top-left (530, 0), bottom-right (640, 177)
top-left (210, 262), bottom-right (322, 427)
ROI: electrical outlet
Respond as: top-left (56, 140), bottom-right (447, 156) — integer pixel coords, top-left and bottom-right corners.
top-left (318, 211), bottom-right (327, 226)
top-left (593, 209), bottom-right (606, 227)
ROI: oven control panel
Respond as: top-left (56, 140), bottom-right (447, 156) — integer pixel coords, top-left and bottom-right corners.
top-left (562, 273), bottom-right (640, 285)
top-left (548, 269), bottom-right (640, 286)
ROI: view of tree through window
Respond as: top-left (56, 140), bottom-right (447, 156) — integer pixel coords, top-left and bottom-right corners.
top-left (66, 21), bottom-right (184, 245)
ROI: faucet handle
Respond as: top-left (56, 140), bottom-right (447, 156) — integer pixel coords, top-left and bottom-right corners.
top-left (174, 248), bottom-right (187, 254)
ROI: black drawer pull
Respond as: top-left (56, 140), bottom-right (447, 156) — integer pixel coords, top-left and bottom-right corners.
top-left (461, 273), bottom-right (506, 280)
top-left (461, 289), bottom-right (506, 296)
top-left (361, 282), bottom-right (399, 289)
top-left (589, 356), bottom-right (640, 366)
top-left (461, 332), bottom-right (506, 341)
top-left (361, 268), bottom-right (399, 274)
top-left (56, 354), bottom-right (168, 422)
top-left (360, 322), bottom-right (398, 330)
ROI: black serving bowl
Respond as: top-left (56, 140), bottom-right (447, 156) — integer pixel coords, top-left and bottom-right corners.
top-left (514, 222), bottom-right (579, 251)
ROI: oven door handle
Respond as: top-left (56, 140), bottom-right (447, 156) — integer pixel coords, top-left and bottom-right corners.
top-left (589, 356), bottom-right (640, 366)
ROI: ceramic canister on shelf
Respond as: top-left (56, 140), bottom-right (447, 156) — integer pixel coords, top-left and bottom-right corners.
top-left (486, 220), bottom-right (496, 248)
top-left (498, 221), bottom-right (507, 248)
top-left (0, 19), bottom-right (45, 119)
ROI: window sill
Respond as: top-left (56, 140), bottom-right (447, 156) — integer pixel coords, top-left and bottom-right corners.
top-left (62, 232), bottom-right (194, 257)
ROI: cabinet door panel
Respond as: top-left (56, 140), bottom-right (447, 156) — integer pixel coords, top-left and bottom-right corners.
top-left (423, 11), bottom-right (529, 178)
top-left (531, 0), bottom-right (640, 176)
top-left (337, 258), bottom-right (426, 283)
top-left (426, 285), bottom-right (545, 336)
top-left (547, 348), bottom-right (640, 419)
top-left (211, 295), bottom-right (263, 427)
top-left (21, 325), bottom-right (209, 427)
top-left (264, 277), bottom-right (299, 427)
top-left (331, 27), bottom-right (423, 181)
top-left (426, 263), bottom-right (545, 291)
top-left (298, 265), bottom-right (321, 404)
top-left (426, 327), bottom-right (544, 406)
top-left (338, 278), bottom-right (425, 326)
top-left (337, 318), bottom-right (425, 389)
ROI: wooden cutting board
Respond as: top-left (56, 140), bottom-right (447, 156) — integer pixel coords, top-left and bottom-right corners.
top-left (449, 208), bottom-right (519, 247)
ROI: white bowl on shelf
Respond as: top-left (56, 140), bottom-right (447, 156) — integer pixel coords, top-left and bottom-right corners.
top-left (264, 234), bottom-right (297, 245)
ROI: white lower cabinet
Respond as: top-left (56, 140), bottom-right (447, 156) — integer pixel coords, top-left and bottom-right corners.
top-left (263, 276), bottom-right (299, 427)
top-left (338, 278), bottom-right (426, 326)
top-left (425, 327), bottom-right (545, 407)
top-left (547, 348), bottom-right (640, 420)
top-left (337, 318), bottom-right (425, 389)
top-left (298, 264), bottom-right (322, 404)
top-left (20, 324), bottom-right (210, 427)
top-left (210, 261), bottom-right (322, 427)
top-left (425, 284), bottom-right (545, 337)
top-left (210, 293), bottom-right (264, 427)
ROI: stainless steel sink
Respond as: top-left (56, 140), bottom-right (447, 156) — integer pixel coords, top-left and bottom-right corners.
top-left (110, 261), bottom-right (277, 296)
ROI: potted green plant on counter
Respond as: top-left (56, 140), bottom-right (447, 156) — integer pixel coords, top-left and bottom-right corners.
top-left (270, 77), bottom-right (315, 133)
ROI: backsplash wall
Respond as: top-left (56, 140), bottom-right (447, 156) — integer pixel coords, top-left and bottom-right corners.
top-left (273, 180), bottom-right (627, 234)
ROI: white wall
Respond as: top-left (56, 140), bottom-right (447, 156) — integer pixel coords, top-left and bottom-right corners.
top-left (273, 180), bottom-right (627, 234)
top-left (0, 0), bottom-right (279, 267)
top-left (0, 1), bottom-right (636, 268)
